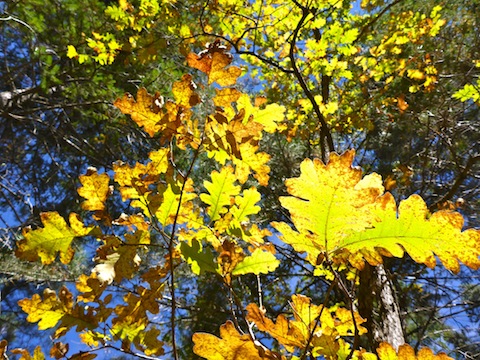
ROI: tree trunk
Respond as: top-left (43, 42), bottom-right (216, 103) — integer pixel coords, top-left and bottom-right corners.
top-left (358, 263), bottom-right (405, 351)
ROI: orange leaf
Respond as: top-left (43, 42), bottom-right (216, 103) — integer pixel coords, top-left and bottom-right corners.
top-left (187, 41), bottom-right (242, 86)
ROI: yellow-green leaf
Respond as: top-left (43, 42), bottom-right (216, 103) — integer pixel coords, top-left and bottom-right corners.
top-left (273, 150), bottom-right (480, 272)
top-left (200, 166), bottom-right (240, 222)
top-left (272, 150), bottom-right (383, 265)
top-left (230, 187), bottom-right (262, 224)
top-left (16, 212), bottom-right (93, 265)
top-left (18, 289), bottom-right (66, 330)
top-left (232, 248), bottom-right (279, 275)
top-left (341, 194), bottom-right (480, 273)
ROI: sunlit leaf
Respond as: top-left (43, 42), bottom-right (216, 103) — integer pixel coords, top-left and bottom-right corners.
top-left (172, 73), bottom-right (200, 108)
top-left (246, 294), bottom-right (365, 355)
top-left (377, 343), bottom-right (453, 360)
top-left (193, 320), bottom-right (281, 359)
top-left (273, 150), bottom-right (480, 272)
top-left (232, 248), bottom-right (279, 275)
top-left (200, 166), bottom-right (241, 222)
top-left (187, 42), bottom-right (242, 86)
top-left (78, 168), bottom-right (110, 211)
top-left (341, 194), bottom-right (480, 272)
top-left (230, 187), bottom-right (262, 224)
top-left (11, 346), bottom-right (46, 360)
top-left (16, 212), bottom-right (94, 265)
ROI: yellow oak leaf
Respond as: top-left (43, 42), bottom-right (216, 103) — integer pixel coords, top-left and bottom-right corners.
top-left (115, 88), bottom-right (189, 144)
top-left (341, 194), bottom-right (480, 273)
top-left (172, 73), bottom-right (200, 108)
top-left (11, 346), bottom-right (46, 360)
top-left (111, 317), bottom-right (146, 343)
top-left (154, 177), bottom-right (197, 227)
top-left (18, 286), bottom-right (97, 337)
top-left (109, 317), bottom-right (164, 356)
top-left (115, 284), bottom-right (163, 322)
top-left (18, 288), bottom-right (67, 330)
top-left (213, 88), bottom-right (242, 109)
top-left (230, 187), bottom-right (262, 224)
top-left (236, 93), bottom-right (285, 133)
top-left (78, 168), bottom-right (110, 211)
top-left (16, 212), bottom-right (94, 265)
top-left (377, 343), bottom-right (452, 360)
top-left (193, 320), bottom-right (281, 359)
top-left (233, 143), bottom-right (271, 186)
top-left (232, 248), bottom-right (279, 275)
top-left (114, 88), bottom-right (163, 137)
top-left (246, 294), bottom-right (363, 356)
top-left (79, 330), bottom-right (109, 347)
top-left (113, 148), bottom-right (169, 214)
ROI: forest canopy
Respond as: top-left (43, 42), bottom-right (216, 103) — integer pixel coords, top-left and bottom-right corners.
top-left (0, 0), bottom-right (479, 359)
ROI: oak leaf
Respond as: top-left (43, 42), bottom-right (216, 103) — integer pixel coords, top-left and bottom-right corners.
top-left (246, 295), bottom-right (365, 356)
top-left (172, 73), bottom-right (200, 108)
top-left (18, 286), bottom-right (98, 336)
top-left (236, 93), bottom-right (285, 133)
top-left (114, 88), bottom-right (164, 137)
top-left (341, 194), bottom-right (480, 272)
top-left (377, 343), bottom-right (452, 360)
top-left (232, 248), bottom-right (279, 275)
top-left (113, 148), bottom-right (169, 214)
top-left (187, 42), bottom-right (242, 86)
top-left (11, 346), bottom-right (46, 360)
top-left (230, 187), bottom-right (262, 224)
top-left (114, 88), bottom-right (189, 144)
top-left (200, 166), bottom-right (241, 222)
top-left (273, 150), bottom-right (480, 272)
top-left (213, 88), bottom-right (242, 109)
top-left (193, 320), bottom-right (282, 359)
top-left (154, 177), bottom-right (197, 227)
top-left (78, 168), bottom-right (110, 211)
top-left (16, 212), bottom-right (94, 265)
top-left (180, 239), bottom-right (218, 275)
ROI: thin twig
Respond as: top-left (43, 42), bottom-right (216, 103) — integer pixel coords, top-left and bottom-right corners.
top-left (288, 3), bottom-right (334, 162)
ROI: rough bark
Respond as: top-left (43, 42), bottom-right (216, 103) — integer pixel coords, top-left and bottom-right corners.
top-left (358, 263), bottom-right (405, 351)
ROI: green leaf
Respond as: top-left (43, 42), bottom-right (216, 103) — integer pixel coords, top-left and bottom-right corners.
top-left (200, 166), bottom-right (241, 222)
top-left (180, 240), bottom-right (218, 275)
